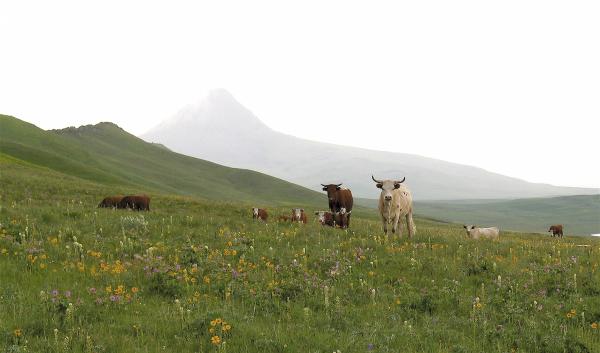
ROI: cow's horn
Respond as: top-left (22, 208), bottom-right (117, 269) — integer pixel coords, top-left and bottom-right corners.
top-left (372, 175), bottom-right (383, 183)
top-left (336, 183), bottom-right (342, 187)
top-left (395, 177), bottom-right (406, 184)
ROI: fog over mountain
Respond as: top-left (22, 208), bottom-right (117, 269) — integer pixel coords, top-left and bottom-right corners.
top-left (141, 90), bottom-right (598, 200)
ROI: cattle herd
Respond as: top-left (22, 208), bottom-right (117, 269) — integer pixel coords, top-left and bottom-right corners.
top-left (98, 195), bottom-right (150, 211)
top-left (98, 178), bottom-right (566, 238)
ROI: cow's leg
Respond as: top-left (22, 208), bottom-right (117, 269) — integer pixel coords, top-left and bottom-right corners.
top-left (392, 213), bottom-right (401, 236)
top-left (381, 217), bottom-right (388, 235)
top-left (406, 212), bottom-right (415, 238)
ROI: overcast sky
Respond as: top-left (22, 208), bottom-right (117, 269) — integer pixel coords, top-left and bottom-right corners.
top-left (1, 0), bottom-right (599, 188)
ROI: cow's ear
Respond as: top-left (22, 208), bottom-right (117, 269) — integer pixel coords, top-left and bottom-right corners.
top-left (463, 225), bottom-right (467, 229)
top-left (471, 226), bottom-right (476, 229)
top-left (376, 183), bottom-right (382, 189)
top-left (322, 187), bottom-right (327, 191)
top-left (394, 183), bottom-right (401, 189)
top-left (301, 209), bottom-right (304, 212)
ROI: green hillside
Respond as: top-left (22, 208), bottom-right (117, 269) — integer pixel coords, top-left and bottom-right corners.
top-left (413, 196), bottom-right (600, 236)
top-left (0, 114), bottom-right (324, 206)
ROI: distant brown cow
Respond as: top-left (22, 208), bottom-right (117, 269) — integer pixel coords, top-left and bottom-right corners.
top-left (278, 215), bottom-right (290, 222)
top-left (118, 195), bottom-right (150, 211)
top-left (321, 183), bottom-right (354, 226)
top-left (98, 196), bottom-right (123, 208)
top-left (548, 224), bottom-right (564, 238)
top-left (291, 208), bottom-right (307, 224)
top-left (252, 208), bottom-right (268, 221)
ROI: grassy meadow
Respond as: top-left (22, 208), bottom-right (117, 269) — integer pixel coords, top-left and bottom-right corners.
top-left (2, 158), bottom-right (600, 353)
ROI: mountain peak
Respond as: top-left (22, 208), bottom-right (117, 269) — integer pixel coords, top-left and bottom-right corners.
top-left (206, 88), bottom-right (237, 102)
top-left (141, 89), bottom-right (272, 146)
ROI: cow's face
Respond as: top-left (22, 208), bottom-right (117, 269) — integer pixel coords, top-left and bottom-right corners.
top-left (252, 208), bottom-right (259, 217)
top-left (322, 184), bottom-right (342, 202)
top-left (375, 180), bottom-right (401, 202)
top-left (463, 225), bottom-right (476, 237)
top-left (315, 211), bottom-right (326, 223)
top-left (339, 207), bottom-right (347, 215)
top-left (292, 208), bottom-right (303, 220)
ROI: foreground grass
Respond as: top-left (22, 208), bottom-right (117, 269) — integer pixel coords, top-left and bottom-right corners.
top-left (1, 161), bottom-right (600, 353)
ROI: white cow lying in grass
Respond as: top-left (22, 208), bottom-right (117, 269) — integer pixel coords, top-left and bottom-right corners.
top-left (463, 225), bottom-right (500, 240)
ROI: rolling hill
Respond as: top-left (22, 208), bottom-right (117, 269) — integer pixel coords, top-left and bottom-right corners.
top-left (0, 114), bottom-right (325, 206)
top-left (141, 89), bottom-right (598, 200)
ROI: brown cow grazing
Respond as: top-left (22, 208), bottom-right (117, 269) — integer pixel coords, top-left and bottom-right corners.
top-left (98, 196), bottom-right (123, 208)
top-left (118, 195), bottom-right (150, 211)
top-left (548, 224), bottom-right (564, 238)
top-left (278, 215), bottom-right (290, 222)
top-left (321, 183), bottom-right (354, 226)
top-left (252, 208), bottom-right (268, 221)
top-left (291, 208), bottom-right (307, 224)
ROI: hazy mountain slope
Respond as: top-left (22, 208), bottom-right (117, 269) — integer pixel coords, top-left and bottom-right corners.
top-left (141, 90), bottom-right (597, 200)
top-left (0, 114), bottom-right (325, 206)
top-left (412, 195), bottom-right (600, 236)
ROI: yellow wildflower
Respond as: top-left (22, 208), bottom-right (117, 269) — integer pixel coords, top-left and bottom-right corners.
top-left (211, 335), bottom-right (221, 345)
top-left (592, 322), bottom-right (598, 329)
top-left (14, 329), bottom-right (22, 337)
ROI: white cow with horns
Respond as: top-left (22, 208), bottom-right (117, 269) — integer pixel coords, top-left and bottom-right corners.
top-left (372, 175), bottom-right (416, 237)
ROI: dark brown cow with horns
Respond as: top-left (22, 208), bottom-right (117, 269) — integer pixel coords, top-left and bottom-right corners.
top-left (117, 195), bottom-right (151, 211)
top-left (321, 183), bottom-right (354, 226)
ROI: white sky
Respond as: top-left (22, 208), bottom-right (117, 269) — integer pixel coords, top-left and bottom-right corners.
top-left (1, 0), bottom-right (599, 188)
